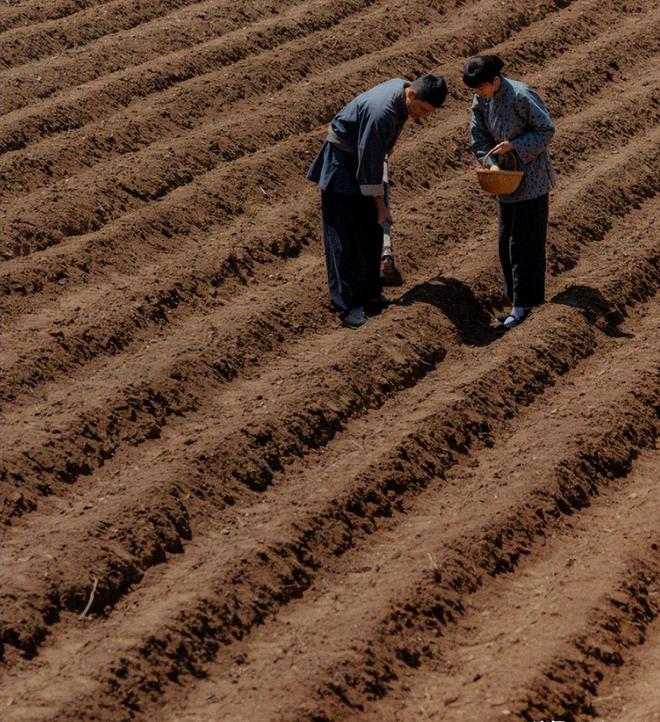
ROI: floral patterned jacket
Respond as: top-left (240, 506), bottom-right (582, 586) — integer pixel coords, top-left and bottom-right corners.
top-left (471, 76), bottom-right (556, 203)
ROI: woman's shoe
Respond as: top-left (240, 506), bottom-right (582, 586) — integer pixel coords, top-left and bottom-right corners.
top-left (495, 308), bottom-right (530, 334)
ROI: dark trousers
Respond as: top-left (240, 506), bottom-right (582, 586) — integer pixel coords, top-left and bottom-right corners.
top-left (321, 188), bottom-right (383, 312)
top-left (498, 193), bottom-right (549, 307)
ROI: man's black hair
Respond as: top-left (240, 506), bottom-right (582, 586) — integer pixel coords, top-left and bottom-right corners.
top-left (410, 74), bottom-right (447, 108)
top-left (463, 55), bottom-right (505, 88)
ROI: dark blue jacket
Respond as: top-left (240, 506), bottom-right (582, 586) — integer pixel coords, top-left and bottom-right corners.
top-left (307, 79), bottom-right (409, 196)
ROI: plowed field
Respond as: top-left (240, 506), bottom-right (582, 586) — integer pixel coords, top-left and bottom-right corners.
top-left (1, 0), bottom-right (659, 719)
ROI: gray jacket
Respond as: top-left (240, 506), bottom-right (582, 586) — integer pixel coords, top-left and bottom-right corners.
top-left (470, 76), bottom-right (556, 203)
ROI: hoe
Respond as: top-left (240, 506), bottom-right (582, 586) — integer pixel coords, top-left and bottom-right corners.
top-left (380, 156), bottom-right (403, 286)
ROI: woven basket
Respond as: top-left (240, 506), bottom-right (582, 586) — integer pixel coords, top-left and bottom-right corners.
top-left (476, 151), bottom-right (523, 195)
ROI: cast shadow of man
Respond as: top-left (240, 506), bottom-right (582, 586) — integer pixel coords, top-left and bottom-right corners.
top-left (551, 284), bottom-right (634, 338)
top-left (395, 275), bottom-right (498, 347)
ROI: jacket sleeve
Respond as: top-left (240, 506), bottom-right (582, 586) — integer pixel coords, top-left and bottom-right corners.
top-left (511, 88), bottom-right (555, 164)
top-left (470, 98), bottom-right (497, 168)
top-left (355, 111), bottom-right (390, 196)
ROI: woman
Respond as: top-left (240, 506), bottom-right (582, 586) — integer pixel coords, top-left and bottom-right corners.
top-left (464, 55), bottom-right (555, 332)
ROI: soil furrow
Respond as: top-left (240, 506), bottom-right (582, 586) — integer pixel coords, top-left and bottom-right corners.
top-left (0, 297), bottom-right (449, 526)
top-left (0, 1), bottom-right (652, 316)
top-left (517, 516), bottom-right (660, 722)
top-left (0, 0), bottom-right (584, 255)
top-left (0, 0), bottom-right (631, 197)
top-left (592, 565), bottom-right (660, 722)
top-left (355, 450), bottom-right (660, 722)
top-left (0, 0), bottom-right (413, 194)
top-left (0, 114), bottom-right (655, 540)
top-left (2, 56), bottom-right (656, 410)
top-left (0, 0), bottom-right (113, 35)
top-left (0, 0), bottom-right (480, 155)
top-left (2, 2), bottom-right (656, 261)
top-left (0, 0), bottom-right (377, 127)
top-left (1, 0), bottom-right (658, 718)
top-left (2, 295), bottom-right (656, 721)
top-left (271, 359), bottom-right (659, 722)
top-left (4, 35), bottom-right (656, 342)
top-left (1, 121), bottom-right (657, 541)
top-left (0, 198), bottom-right (657, 671)
top-left (200, 446), bottom-right (660, 722)
top-left (0, 0), bottom-right (238, 70)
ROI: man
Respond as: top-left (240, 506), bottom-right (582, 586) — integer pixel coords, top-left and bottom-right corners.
top-left (307, 74), bottom-right (447, 328)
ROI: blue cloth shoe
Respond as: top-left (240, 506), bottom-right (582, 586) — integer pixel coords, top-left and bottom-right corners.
top-left (341, 306), bottom-right (368, 329)
top-left (496, 308), bottom-right (531, 334)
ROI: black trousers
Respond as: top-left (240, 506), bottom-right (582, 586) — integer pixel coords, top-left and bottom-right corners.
top-left (498, 193), bottom-right (549, 307)
top-left (321, 188), bottom-right (383, 312)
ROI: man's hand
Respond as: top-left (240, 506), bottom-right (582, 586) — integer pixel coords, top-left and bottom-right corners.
top-left (377, 205), bottom-right (393, 226)
top-left (374, 195), bottom-right (393, 226)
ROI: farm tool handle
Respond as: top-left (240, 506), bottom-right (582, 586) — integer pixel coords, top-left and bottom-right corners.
top-left (382, 220), bottom-right (393, 258)
top-left (382, 156), bottom-right (393, 259)
top-left (380, 155), bottom-right (403, 285)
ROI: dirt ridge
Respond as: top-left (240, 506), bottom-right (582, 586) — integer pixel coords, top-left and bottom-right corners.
top-left (1, 0), bottom-right (658, 718)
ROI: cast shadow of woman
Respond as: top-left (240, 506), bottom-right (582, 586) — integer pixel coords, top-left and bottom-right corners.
top-left (551, 284), bottom-right (634, 338)
top-left (395, 275), bottom-right (498, 347)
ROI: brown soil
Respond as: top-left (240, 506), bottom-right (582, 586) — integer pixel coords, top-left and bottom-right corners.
top-left (0, 0), bottom-right (658, 720)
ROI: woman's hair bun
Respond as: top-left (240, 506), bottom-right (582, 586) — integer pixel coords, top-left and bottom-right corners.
top-left (463, 55), bottom-right (505, 88)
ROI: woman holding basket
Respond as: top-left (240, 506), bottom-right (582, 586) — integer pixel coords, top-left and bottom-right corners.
top-left (464, 55), bottom-right (555, 332)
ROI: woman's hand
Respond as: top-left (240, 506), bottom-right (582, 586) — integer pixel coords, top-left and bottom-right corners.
top-left (489, 140), bottom-right (514, 156)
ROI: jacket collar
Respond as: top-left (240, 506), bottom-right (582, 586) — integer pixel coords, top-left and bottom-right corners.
top-left (491, 75), bottom-right (514, 102)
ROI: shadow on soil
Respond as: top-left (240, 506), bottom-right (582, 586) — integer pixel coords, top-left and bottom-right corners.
top-left (551, 284), bottom-right (634, 338)
top-left (396, 275), bottom-right (499, 347)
